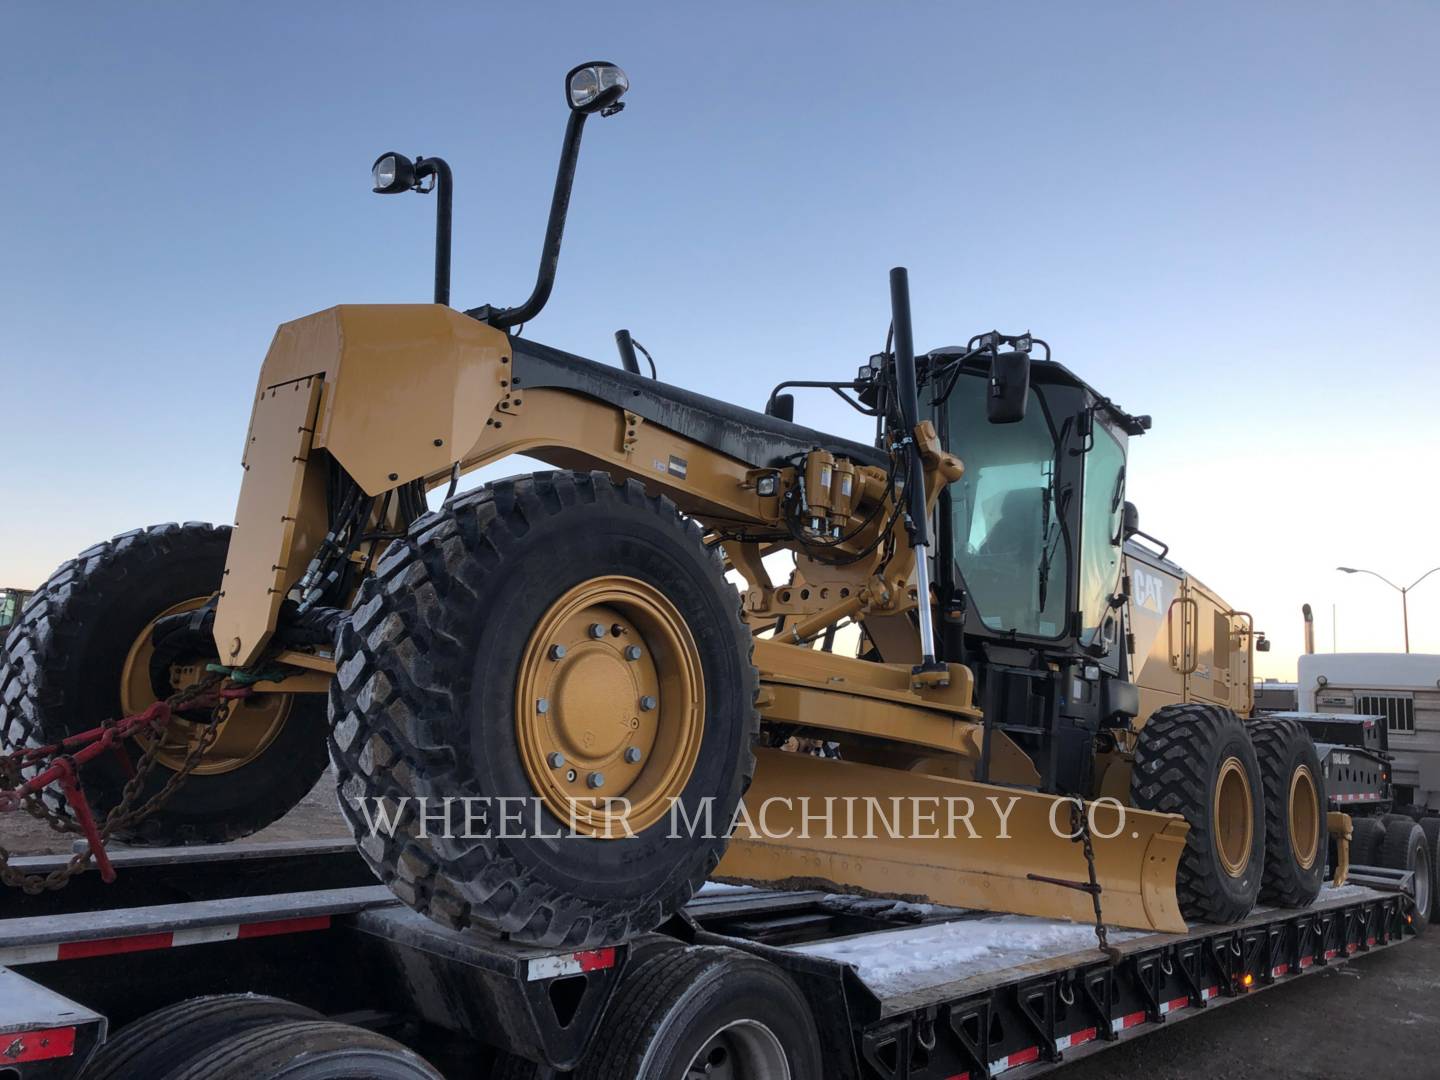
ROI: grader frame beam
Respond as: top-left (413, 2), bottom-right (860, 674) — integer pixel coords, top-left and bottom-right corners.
top-left (219, 304), bottom-right (918, 668)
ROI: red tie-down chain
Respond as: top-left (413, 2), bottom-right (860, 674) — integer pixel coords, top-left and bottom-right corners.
top-left (0, 677), bottom-right (250, 889)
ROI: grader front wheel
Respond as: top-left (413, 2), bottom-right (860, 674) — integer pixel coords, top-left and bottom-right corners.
top-left (329, 471), bottom-right (758, 948)
top-left (515, 576), bottom-right (705, 836)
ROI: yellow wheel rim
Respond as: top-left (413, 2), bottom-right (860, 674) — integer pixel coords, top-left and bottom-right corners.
top-left (516, 576), bottom-right (704, 837)
top-left (120, 597), bottom-right (291, 776)
top-left (1289, 764), bottom-right (1320, 870)
top-left (1214, 756), bottom-right (1255, 878)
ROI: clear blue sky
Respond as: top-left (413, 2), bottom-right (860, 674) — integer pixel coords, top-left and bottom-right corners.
top-left (2, 3), bottom-right (1438, 675)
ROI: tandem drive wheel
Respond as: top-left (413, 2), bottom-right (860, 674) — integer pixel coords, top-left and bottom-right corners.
top-left (1132, 703), bottom-right (1267, 923)
top-left (1250, 718), bottom-right (1326, 907)
top-left (329, 471), bottom-right (759, 947)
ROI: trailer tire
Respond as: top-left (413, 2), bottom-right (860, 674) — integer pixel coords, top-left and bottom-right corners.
top-left (330, 472), bottom-right (759, 948)
top-left (575, 945), bottom-right (822, 1080)
top-left (1132, 703), bottom-right (1266, 923)
top-left (0, 523), bottom-right (329, 845)
top-left (1350, 816), bottom-right (1386, 866)
top-left (1380, 819), bottom-right (1432, 932)
top-left (1250, 719), bottom-right (1326, 907)
top-left (1421, 818), bottom-right (1440, 909)
top-left (81, 994), bottom-right (320, 1080)
top-left (165, 1020), bottom-right (442, 1080)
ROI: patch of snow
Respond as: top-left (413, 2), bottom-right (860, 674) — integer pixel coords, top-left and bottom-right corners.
top-left (697, 881), bottom-right (755, 894)
top-left (791, 915), bottom-right (1147, 997)
top-left (1319, 883), bottom-right (1378, 902)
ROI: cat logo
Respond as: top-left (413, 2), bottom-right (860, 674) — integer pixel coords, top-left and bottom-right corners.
top-left (1133, 567), bottom-right (1165, 613)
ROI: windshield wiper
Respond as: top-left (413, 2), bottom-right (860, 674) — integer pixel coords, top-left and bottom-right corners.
top-left (1036, 485), bottom-right (1069, 610)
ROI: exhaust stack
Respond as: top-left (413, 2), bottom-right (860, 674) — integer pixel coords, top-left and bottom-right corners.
top-left (1303, 603), bottom-right (1315, 654)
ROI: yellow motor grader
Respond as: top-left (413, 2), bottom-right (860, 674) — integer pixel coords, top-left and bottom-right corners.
top-left (0, 62), bottom-right (1334, 947)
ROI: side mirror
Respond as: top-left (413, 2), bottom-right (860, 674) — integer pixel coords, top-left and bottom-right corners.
top-left (766, 393), bottom-right (795, 422)
top-left (1256, 634), bottom-right (1272, 653)
top-left (986, 351), bottom-right (1030, 424)
top-left (1122, 501), bottom-right (1140, 539)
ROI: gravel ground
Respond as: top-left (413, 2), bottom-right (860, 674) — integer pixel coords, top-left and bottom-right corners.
top-left (2, 785), bottom-right (1434, 1078)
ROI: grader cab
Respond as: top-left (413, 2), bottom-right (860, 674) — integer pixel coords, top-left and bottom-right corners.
top-left (0, 62), bottom-right (1334, 948)
top-left (0, 589), bottom-right (31, 636)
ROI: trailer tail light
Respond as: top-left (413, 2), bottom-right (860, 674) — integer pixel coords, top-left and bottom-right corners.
top-left (526, 946), bottom-right (617, 981)
top-left (0, 1025), bottom-right (76, 1064)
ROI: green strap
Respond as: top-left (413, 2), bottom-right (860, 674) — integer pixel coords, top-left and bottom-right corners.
top-left (204, 663), bottom-right (290, 686)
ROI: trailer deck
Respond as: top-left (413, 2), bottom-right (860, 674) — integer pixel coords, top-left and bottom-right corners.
top-left (0, 838), bottom-right (1420, 1079)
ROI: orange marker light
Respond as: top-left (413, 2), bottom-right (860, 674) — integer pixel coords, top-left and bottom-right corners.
top-left (1241, 974), bottom-right (1255, 988)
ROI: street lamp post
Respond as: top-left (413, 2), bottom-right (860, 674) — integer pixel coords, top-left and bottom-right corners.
top-left (1335, 565), bottom-right (1440, 653)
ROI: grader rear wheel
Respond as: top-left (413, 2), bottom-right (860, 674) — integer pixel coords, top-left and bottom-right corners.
top-left (1132, 703), bottom-right (1266, 923)
top-left (1250, 718), bottom-right (1326, 907)
top-left (329, 471), bottom-right (758, 948)
top-left (0, 523), bottom-right (328, 845)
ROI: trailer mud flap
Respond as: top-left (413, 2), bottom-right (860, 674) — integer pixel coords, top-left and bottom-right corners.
top-left (715, 749), bottom-right (1190, 934)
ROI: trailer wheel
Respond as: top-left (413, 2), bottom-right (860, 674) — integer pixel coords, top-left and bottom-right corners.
top-left (330, 472), bottom-right (758, 947)
top-left (575, 945), bottom-right (822, 1080)
top-left (0, 523), bottom-right (329, 845)
top-left (1131, 703), bottom-right (1266, 923)
top-left (165, 1020), bottom-right (441, 1080)
top-left (1420, 818), bottom-right (1440, 909)
top-left (1350, 816), bottom-right (1386, 866)
top-left (1380, 819), bottom-right (1432, 932)
top-left (1250, 719), bottom-right (1326, 907)
top-left (80, 994), bottom-right (320, 1080)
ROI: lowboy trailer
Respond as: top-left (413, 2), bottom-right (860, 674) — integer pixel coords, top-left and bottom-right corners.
top-left (0, 838), bottom-right (1420, 1080)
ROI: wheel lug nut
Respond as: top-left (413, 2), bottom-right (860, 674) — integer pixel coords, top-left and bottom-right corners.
top-left (625, 747), bottom-right (643, 764)
top-left (639, 695), bottom-right (657, 712)
top-left (624, 645), bottom-right (643, 661)
top-left (549, 644), bottom-right (567, 660)
top-left (547, 752), bottom-right (566, 768)
top-left (536, 698), bottom-right (549, 714)
top-left (589, 623), bottom-right (606, 639)
top-left (587, 771), bottom-right (606, 789)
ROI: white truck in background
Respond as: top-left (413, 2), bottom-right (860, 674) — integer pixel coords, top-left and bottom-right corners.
top-left (1300, 652), bottom-right (1440, 816)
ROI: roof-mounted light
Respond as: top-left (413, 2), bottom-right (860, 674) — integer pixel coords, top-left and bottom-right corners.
top-left (567, 62), bottom-right (629, 115)
top-left (371, 152), bottom-right (416, 194)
